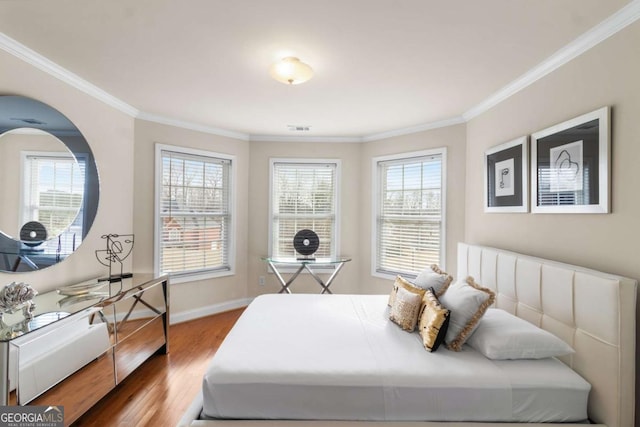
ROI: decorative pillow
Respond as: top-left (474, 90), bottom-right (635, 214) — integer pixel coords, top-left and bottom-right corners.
top-left (389, 285), bottom-right (423, 332)
top-left (417, 288), bottom-right (450, 352)
top-left (466, 308), bottom-right (575, 359)
top-left (413, 264), bottom-right (453, 297)
top-left (439, 276), bottom-right (496, 351)
top-left (388, 275), bottom-right (427, 307)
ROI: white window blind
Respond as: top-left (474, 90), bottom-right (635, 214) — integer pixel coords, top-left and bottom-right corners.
top-left (271, 161), bottom-right (338, 258)
top-left (23, 154), bottom-right (85, 254)
top-left (537, 166), bottom-right (590, 206)
top-left (375, 152), bottom-right (444, 277)
top-left (158, 149), bottom-right (231, 277)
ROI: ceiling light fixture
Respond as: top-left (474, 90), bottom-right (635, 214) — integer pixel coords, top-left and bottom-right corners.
top-left (269, 57), bottom-right (314, 85)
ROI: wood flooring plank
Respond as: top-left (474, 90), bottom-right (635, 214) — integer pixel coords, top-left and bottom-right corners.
top-left (72, 308), bottom-right (243, 427)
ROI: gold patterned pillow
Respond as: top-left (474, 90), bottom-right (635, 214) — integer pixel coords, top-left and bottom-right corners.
top-left (389, 285), bottom-right (423, 332)
top-left (388, 275), bottom-right (427, 307)
top-left (418, 288), bottom-right (450, 352)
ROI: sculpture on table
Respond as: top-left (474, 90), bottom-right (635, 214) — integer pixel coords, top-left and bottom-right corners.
top-left (95, 234), bottom-right (134, 294)
top-left (293, 229), bottom-right (319, 260)
top-left (0, 282), bottom-right (37, 324)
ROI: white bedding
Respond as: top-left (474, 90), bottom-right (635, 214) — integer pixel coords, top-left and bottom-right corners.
top-left (202, 294), bottom-right (590, 422)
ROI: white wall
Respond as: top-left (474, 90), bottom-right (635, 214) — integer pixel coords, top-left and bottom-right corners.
top-left (464, 20), bottom-right (640, 422)
top-left (465, 21), bottom-right (640, 281)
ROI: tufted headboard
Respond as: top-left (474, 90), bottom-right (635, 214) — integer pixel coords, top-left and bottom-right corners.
top-left (457, 243), bottom-right (637, 427)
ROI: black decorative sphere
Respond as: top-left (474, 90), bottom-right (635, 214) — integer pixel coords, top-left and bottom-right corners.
top-left (293, 229), bottom-right (319, 257)
top-left (20, 221), bottom-right (48, 247)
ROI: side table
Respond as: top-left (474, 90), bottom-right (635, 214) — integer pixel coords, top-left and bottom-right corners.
top-left (261, 257), bottom-right (351, 294)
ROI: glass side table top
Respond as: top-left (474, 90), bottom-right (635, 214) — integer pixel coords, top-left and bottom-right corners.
top-left (261, 256), bottom-right (352, 265)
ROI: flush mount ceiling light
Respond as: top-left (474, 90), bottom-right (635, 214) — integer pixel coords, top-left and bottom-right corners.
top-left (269, 57), bottom-right (314, 85)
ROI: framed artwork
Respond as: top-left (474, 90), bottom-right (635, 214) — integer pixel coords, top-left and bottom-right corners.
top-left (484, 136), bottom-right (528, 213)
top-left (531, 106), bottom-right (610, 214)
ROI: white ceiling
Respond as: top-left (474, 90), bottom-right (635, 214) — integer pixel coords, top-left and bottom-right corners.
top-left (0, 0), bottom-right (634, 139)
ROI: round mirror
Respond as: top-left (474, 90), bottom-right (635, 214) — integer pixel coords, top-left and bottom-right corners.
top-left (0, 96), bottom-right (99, 272)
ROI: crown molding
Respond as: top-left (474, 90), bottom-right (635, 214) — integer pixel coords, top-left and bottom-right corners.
top-left (361, 116), bottom-right (466, 142)
top-left (463, 0), bottom-right (640, 121)
top-left (0, 32), bottom-right (140, 118)
top-left (250, 134), bottom-right (363, 143)
top-left (136, 112), bottom-right (250, 141)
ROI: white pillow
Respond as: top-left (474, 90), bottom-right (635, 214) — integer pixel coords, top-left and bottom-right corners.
top-left (438, 276), bottom-right (495, 351)
top-left (466, 308), bottom-right (575, 359)
top-left (413, 265), bottom-right (453, 297)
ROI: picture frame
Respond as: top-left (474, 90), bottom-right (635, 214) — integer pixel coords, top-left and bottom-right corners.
top-left (484, 136), bottom-right (528, 213)
top-left (531, 106), bottom-right (610, 214)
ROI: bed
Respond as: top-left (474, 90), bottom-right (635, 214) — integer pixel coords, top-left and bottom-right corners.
top-left (179, 243), bottom-right (637, 427)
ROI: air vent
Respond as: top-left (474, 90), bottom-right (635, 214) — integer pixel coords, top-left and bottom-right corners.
top-left (287, 125), bottom-right (311, 132)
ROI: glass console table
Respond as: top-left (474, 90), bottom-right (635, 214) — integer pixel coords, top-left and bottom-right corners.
top-left (0, 274), bottom-right (169, 425)
top-left (261, 257), bottom-right (351, 294)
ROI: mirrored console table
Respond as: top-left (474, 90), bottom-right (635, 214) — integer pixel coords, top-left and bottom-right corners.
top-left (0, 274), bottom-right (169, 425)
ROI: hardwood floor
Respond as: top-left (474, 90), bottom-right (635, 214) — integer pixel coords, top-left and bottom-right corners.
top-left (73, 308), bottom-right (244, 427)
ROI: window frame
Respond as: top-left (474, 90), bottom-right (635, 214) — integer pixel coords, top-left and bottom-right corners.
top-left (20, 150), bottom-right (88, 254)
top-left (154, 143), bottom-right (236, 284)
top-left (371, 148), bottom-right (447, 280)
top-left (268, 158), bottom-right (341, 264)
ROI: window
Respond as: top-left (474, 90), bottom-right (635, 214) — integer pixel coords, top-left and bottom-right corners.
top-left (22, 152), bottom-right (86, 255)
top-left (155, 144), bottom-right (234, 281)
top-left (373, 149), bottom-right (446, 278)
top-left (269, 159), bottom-right (340, 259)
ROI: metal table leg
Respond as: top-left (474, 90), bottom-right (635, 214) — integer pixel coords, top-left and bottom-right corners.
top-left (268, 261), bottom-right (305, 294)
top-left (304, 264), bottom-right (330, 294)
top-left (304, 261), bottom-right (346, 294)
top-left (322, 261), bottom-right (346, 294)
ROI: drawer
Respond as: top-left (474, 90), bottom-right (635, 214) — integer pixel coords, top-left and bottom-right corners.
top-left (30, 348), bottom-right (115, 426)
top-left (114, 315), bottom-right (166, 383)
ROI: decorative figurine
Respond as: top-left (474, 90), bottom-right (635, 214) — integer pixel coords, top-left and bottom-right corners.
top-left (0, 282), bottom-right (37, 321)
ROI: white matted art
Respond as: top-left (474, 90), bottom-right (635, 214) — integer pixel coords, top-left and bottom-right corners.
top-left (494, 158), bottom-right (515, 197)
top-left (549, 140), bottom-right (583, 192)
top-left (531, 107), bottom-right (610, 214)
top-left (484, 136), bottom-right (528, 213)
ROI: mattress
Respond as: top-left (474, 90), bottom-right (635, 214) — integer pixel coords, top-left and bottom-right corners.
top-left (202, 294), bottom-right (590, 422)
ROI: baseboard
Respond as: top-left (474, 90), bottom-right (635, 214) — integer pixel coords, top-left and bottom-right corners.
top-left (170, 298), bottom-right (253, 325)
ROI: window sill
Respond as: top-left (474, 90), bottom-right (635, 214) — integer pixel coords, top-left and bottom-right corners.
top-left (167, 268), bottom-right (235, 284)
top-left (371, 270), bottom-right (418, 281)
